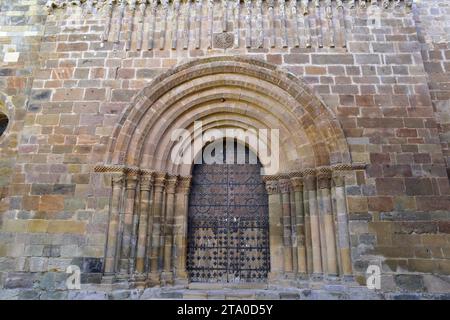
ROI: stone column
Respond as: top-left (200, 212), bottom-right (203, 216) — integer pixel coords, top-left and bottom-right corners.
top-left (279, 178), bottom-right (293, 274)
top-left (317, 174), bottom-right (328, 275)
top-left (264, 178), bottom-right (284, 280)
top-left (290, 175), bottom-right (307, 275)
top-left (119, 172), bottom-right (139, 274)
top-left (333, 173), bottom-right (353, 276)
top-left (135, 172), bottom-right (154, 275)
top-left (104, 172), bottom-right (124, 275)
top-left (149, 173), bottom-right (166, 282)
top-left (317, 169), bottom-right (338, 276)
top-left (302, 178), bottom-right (313, 274)
top-left (289, 183), bottom-right (298, 274)
top-left (161, 175), bottom-right (178, 284)
top-left (304, 171), bottom-right (322, 275)
top-left (130, 174), bottom-right (142, 275)
top-left (174, 177), bottom-right (191, 284)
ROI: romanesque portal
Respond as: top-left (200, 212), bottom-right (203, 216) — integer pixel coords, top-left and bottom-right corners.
top-left (1, 0), bottom-right (450, 300)
top-left (96, 56), bottom-right (356, 287)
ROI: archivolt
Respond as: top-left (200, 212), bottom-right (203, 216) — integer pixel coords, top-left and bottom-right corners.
top-left (106, 56), bottom-right (350, 175)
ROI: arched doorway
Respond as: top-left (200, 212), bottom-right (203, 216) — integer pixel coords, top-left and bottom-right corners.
top-left (98, 56), bottom-right (356, 287)
top-left (187, 141), bottom-right (269, 283)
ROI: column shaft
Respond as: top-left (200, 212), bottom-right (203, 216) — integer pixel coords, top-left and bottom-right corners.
top-left (303, 186), bottom-right (313, 274)
top-left (174, 177), bottom-right (191, 281)
top-left (264, 179), bottom-right (283, 279)
top-left (119, 174), bottom-right (138, 273)
top-left (291, 177), bottom-right (306, 275)
top-left (318, 171), bottom-right (338, 276)
top-left (333, 174), bottom-right (353, 276)
top-left (129, 178), bottom-right (141, 274)
top-left (104, 173), bottom-right (124, 274)
top-left (149, 173), bottom-right (166, 279)
top-left (135, 174), bottom-right (153, 274)
top-left (305, 173), bottom-right (322, 275)
top-left (279, 179), bottom-right (293, 273)
top-left (162, 176), bottom-right (178, 282)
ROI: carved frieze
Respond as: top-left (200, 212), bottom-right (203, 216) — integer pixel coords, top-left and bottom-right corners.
top-left (45, 0), bottom-right (414, 51)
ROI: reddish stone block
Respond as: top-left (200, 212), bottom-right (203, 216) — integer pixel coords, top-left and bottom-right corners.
top-left (368, 196), bottom-right (394, 212)
top-left (376, 178), bottom-right (405, 195)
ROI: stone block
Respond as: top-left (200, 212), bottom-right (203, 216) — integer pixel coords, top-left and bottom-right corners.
top-left (47, 221), bottom-right (86, 234)
top-left (394, 275), bottom-right (425, 292)
top-left (39, 195), bottom-right (64, 212)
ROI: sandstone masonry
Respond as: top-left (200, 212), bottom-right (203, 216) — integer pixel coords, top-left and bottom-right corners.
top-left (0, 0), bottom-right (449, 299)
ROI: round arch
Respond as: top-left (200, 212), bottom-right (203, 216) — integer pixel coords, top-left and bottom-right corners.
top-left (99, 57), bottom-right (357, 284)
top-left (105, 56), bottom-right (350, 175)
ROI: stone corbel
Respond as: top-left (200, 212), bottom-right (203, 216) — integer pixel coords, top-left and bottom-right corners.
top-left (301, 0), bottom-right (309, 15)
top-left (45, 0), bottom-right (65, 14)
top-left (359, 0), bottom-right (367, 9)
top-left (349, 0), bottom-right (356, 9)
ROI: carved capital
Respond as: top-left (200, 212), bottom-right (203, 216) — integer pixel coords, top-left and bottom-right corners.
top-left (290, 177), bottom-right (304, 192)
top-left (264, 179), bottom-right (279, 195)
top-left (177, 176), bottom-right (192, 194)
top-left (279, 179), bottom-right (291, 194)
top-left (332, 173), bottom-right (345, 188)
top-left (317, 171), bottom-right (332, 190)
top-left (140, 172), bottom-right (154, 191)
top-left (166, 176), bottom-right (179, 194)
top-left (303, 170), bottom-right (316, 191)
top-left (154, 172), bottom-right (167, 191)
top-left (111, 173), bottom-right (125, 189)
top-left (125, 174), bottom-right (139, 190)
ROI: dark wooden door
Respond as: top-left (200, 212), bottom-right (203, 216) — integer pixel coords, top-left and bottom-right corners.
top-left (187, 144), bottom-right (270, 283)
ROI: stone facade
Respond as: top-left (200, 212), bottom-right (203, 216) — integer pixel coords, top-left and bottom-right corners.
top-left (0, 0), bottom-right (450, 299)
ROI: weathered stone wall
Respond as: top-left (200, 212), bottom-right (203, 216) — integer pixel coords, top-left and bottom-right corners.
top-left (0, 0), bottom-right (50, 295)
top-left (414, 0), bottom-right (450, 174)
top-left (0, 0), bottom-right (449, 298)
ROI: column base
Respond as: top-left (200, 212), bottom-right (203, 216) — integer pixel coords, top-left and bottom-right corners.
top-left (146, 272), bottom-right (161, 287)
top-left (295, 272), bottom-right (309, 280)
top-left (130, 273), bottom-right (148, 289)
top-left (173, 278), bottom-right (189, 287)
top-left (101, 274), bottom-right (116, 285)
top-left (173, 270), bottom-right (189, 287)
top-left (268, 271), bottom-right (283, 282)
top-left (310, 273), bottom-right (324, 281)
top-left (324, 274), bottom-right (340, 282)
top-left (160, 271), bottom-right (174, 286)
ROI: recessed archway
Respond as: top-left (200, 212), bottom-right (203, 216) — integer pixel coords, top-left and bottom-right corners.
top-left (106, 56), bottom-right (351, 175)
top-left (98, 56), bottom-right (356, 287)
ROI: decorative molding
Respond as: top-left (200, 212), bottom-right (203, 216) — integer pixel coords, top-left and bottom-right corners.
top-left (46, 0), bottom-right (414, 50)
top-left (46, 0), bottom-right (414, 15)
top-left (94, 162), bottom-right (366, 185)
